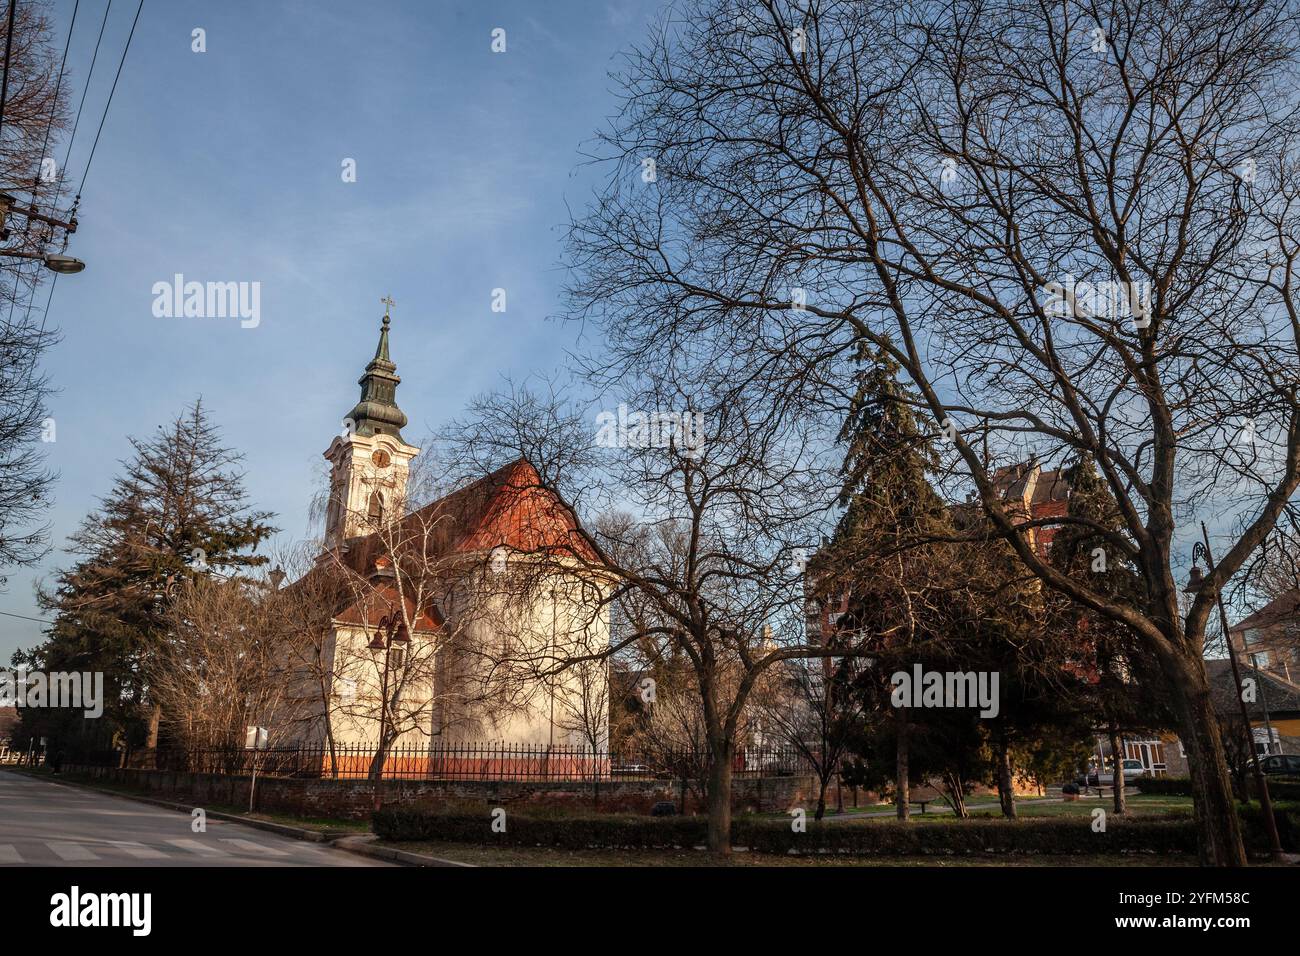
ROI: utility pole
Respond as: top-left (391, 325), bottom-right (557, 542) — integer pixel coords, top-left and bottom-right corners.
top-left (1191, 524), bottom-right (1282, 861)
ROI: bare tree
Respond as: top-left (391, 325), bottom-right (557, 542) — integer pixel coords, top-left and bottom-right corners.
top-left (268, 543), bottom-right (353, 776)
top-left (314, 492), bottom-right (465, 786)
top-left (0, 0), bottom-right (73, 581)
top-left (566, 0), bottom-right (1300, 865)
top-left (154, 571), bottom-right (299, 814)
top-left (554, 655), bottom-right (610, 754)
top-left (753, 653), bottom-right (864, 819)
top-left (443, 375), bottom-right (844, 854)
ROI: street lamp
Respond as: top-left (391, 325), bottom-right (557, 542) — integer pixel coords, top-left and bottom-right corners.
top-left (1184, 524), bottom-right (1283, 860)
top-left (0, 193), bottom-right (84, 273)
top-left (42, 253), bottom-right (84, 274)
top-left (0, 246), bottom-right (85, 273)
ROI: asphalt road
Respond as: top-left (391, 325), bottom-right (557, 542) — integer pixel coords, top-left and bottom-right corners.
top-left (0, 770), bottom-right (391, 867)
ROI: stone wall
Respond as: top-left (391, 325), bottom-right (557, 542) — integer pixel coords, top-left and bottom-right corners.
top-left (60, 764), bottom-right (816, 820)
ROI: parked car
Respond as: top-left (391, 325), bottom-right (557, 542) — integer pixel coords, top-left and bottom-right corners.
top-left (1259, 753), bottom-right (1300, 776)
top-left (610, 763), bottom-right (653, 776)
top-left (1085, 758), bottom-right (1147, 787)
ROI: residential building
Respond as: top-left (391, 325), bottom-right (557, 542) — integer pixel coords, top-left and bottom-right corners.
top-left (1227, 589), bottom-right (1300, 684)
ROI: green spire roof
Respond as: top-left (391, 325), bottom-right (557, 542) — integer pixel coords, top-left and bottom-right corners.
top-left (345, 313), bottom-right (408, 440)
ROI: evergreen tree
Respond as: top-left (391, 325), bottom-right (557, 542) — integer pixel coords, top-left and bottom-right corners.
top-left (819, 346), bottom-right (955, 818)
top-left (17, 401), bottom-right (276, 752)
top-left (1047, 454), bottom-right (1163, 813)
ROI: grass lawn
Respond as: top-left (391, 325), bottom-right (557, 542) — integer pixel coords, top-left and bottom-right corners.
top-left (805, 792), bottom-right (1192, 822)
top-left (977, 794), bottom-right (1193, 819)
top-left (375, 839), bottom-right (1196, 867)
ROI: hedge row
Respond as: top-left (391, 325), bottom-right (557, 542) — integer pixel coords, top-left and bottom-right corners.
top-left (372, 806), bottom-right (1205, 855)
top-left (732, 816), bottom-right (1200, 856)
top-left (1135, 775), bottom-right (1300, 801)
top-left (374, 808), bottom-right (709, 849)
top-left (374, 803), bottom-right (1300, 856)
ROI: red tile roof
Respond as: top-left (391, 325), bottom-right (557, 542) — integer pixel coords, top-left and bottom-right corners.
top-left (333, 582), bottom-right (443, 632)
top-left (301, 459), bottom-right (600, 631)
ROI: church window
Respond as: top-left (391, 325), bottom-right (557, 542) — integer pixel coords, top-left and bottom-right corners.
top-left (368, 490), bottom-right (384, 525)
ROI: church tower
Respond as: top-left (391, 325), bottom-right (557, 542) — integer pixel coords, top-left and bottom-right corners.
top-left (321, 300), bottom-right (420, 552)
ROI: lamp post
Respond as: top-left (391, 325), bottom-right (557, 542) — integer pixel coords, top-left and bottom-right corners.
top-left (1185, 523), bottom-right (1282, 860)
top-left (368, 612), bottom-right (409, 810)
top-left (0, 193), bottom-right (84, 272)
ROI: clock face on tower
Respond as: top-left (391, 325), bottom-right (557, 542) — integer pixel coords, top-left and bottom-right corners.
top-left (371, 449), bottom-right (391, 469)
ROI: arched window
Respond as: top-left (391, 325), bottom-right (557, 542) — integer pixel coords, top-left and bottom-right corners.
top-left (367, 490), bottom-right (384, 525)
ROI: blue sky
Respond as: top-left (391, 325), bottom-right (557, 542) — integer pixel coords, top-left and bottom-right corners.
top-left (0, 0), bottom-right (662, 660)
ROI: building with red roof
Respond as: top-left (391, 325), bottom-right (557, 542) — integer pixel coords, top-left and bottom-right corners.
top-left (275, 309), bottom-right (610, 767)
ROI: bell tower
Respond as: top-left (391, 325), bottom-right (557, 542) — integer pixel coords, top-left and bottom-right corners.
top-left (322, 297), bottom-right (420, 551)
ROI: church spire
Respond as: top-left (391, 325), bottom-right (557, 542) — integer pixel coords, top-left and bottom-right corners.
top-left (344, 298), bottom-right (408, 440)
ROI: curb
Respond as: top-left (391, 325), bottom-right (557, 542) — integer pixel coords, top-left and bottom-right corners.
top-left (335, 834), bottom-right (476, 867)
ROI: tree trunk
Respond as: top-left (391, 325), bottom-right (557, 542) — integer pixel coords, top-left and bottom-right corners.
top-left (896, 707), bottom-right (910, 821)
top-left (369, 733), bottom-right (394, 811)
top-left (1108, 724), bottom-right (1126, 815)
top-left (996, 737), bottom-right (1016, 819)
top-left (146, 704), bottom-right (161, 768)
top-left (815, 775), bottom-right (828, 821)
top-left (706, 743), bottom-right (734, 854)
top-left (1167, 657), bottom-right (1247, 866)
top-left (944, 772), bottom-right (969, 818)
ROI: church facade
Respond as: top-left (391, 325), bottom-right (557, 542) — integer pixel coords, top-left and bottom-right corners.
top-left (278, 308), bottom-right (611, 768)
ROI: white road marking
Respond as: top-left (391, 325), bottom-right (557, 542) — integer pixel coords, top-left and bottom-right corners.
top-left (49, 842), bottom-right (99, 861)
top-left (167, 838), bottom-right (228, 857)
top-left (0, 844), bottom-right (22, 863)
top-left (106, 841), bottom-right (168, 859)
top-left (220, 838), bottom-right (290, 857)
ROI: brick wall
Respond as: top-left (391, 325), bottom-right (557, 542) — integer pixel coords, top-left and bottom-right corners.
top-left (60, 764), bottom-right (816, 820)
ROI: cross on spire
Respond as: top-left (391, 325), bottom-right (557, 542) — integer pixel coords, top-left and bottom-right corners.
top-left (380, 294), bottom-right (395, 323)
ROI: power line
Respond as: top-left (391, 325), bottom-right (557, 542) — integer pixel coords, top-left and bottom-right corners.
top-left (31, 0), bottom-right (80, 207)
top-left (7, 0), bottom-right (109, 335)
top-left (5, 0), bottom-right (80, 331)
top-left (31, 0), bottom-right (142, 343)
top-left (76, 0), bottom-right (142, 197)
top-left (0, 608), bottom-right (50, 625)
top-left (14, 0), bottom-right (112, 345)
top-left (60, 0), bottom-right (113, 198)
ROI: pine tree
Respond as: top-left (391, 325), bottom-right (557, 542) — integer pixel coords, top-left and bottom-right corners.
top-left (820, 346), bottom-right (955, 819)
top-left (1048, 454), bottom-right (1161, 813)
top-left (834, 347), bottom-right (951, 547)
top-left (21, 401), bottom-right (276, 751)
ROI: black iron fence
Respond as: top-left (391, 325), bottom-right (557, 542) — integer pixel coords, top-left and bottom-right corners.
top-left (78, 742), bottom-right (816, 783)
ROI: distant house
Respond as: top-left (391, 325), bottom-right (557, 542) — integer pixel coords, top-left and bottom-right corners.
top-left (987, 459), bottom-right (1072, 556)
top-left (1161, 660), bottom-right (1300, 776)
top-left (809, 457), bottom-right (1075, 641)
top-left (1227, 589), bottom-right (1300, 685)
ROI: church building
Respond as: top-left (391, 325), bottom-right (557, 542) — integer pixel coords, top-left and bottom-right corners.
top-left (279, 306), bottom-right (611, 772)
